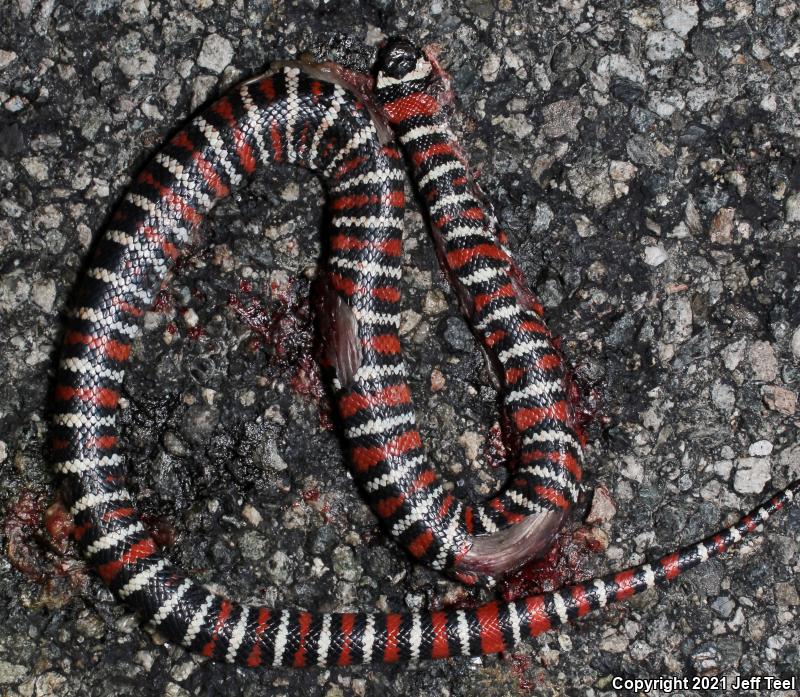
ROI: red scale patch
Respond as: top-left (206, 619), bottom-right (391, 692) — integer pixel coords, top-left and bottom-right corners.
top-left (383, 613), bottom-right (402, 663)
top-left (64, 332), bottom-right (131, 362)
top-left (570, 584), bottom-right (592, 617)
top-left (407, 529), bottom-right (434, 558)
top-left (411, 142), bottom-right (455, 167)
top-left (532, 485), bottom-right (569, 510)
top-left (351, 431), bottom-right (422, 472)
top-left (337, 614), bottom-right (356, 666)
top-left (384, 93), bottom-right (440, 122)
top-left (113, 299), bottom-right (143, 317)
top-left (372, 286), bottom-right (401, 303)
top-left (331, 235), bottom-right (403, 257)
top-left (331, 191), bottom-right (404, 210)
top-left (446, 243), bottom-right (509, 270)
top-left (464, 506), bottom-right (474, 534)
top-left (525, 595), bottom-right (552, 636)
top-left (202, 600), bottom-right (232, 658)
top-left (100, 506), bottom-right (135, 523)
top-left (209, 96), bottom-right (256, 172)
top-left (137, 172), bottom-right (201, 224)
top-left (521, 450), bottom-right (582, 482)
top-left (485, 329), bottom-right (506, 347)
top-left (292, 611), bottom-right (313, 668)
top-left (514, 400), bottom-right (570, 431)
top-left (613, 570), bottom-right (638, 600)
top-left (270, 121), bottom-right (283, 162)
top-left (520, 319), bottom-right (550, 335)
top-left (54, 385), bottom-right (119, 409)
top-left (430, 611), bottom-right (450, 659)
top-left (660, 552), bottom-right (681, 580)
top-left (192, 153), bottom-right (230, 198)
top-left (434, 206), bottom-right (484, 228)
top-left (333, 155), bottom-right (367, 179)
top-left (438, 493), bottom-right (455, 519)
top-left (475, 602), bottom-right (506, 654)
top-left (338, 383), bottom-right (412, 419)
top-left (246, 608), bottom-right (271, 667)
top-left (259, 78), bottom-right (276, 100)
top-left (97, 537), bottom-right (156, 583)
top-left (364, 334), bottom-right (401, 355)
top-left (376, 495), bottom-right (405, 519)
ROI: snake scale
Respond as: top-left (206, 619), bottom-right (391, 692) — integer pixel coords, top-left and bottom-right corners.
top-left (51, 38), bottom-right (798, 668)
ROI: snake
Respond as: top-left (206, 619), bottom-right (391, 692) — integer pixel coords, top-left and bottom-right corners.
top-left (51, 37), bottom-right (798, 667)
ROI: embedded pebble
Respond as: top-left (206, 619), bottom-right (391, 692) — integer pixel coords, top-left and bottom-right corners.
top-left (691, 645), bottom-right (720, 676)
top-left (762, 385), bottom-right (797, 415)
top-left (119, 50), bottom-right (157, 78)
top-left (709, 207), bottom-right (734, 244)
top-left (722, 339), bottom-right (747, 371)
top-left (661, 294), bottom-right (693, 344)
top-left (786, 193), bottom-right (800, 223)
top-left (0, 662), bottom-right (28, 685)
top-left (748, 341), bottom-right (778, 382)
top-left (242, 504), bottom-right (263, 527)
top-left (586, 486), bottom-right (617, 525)
top-left (541, 97), bottom-right (582, 139)
top-left (711, 381), bottom-right (735, 412)
top-left (748, 440), bottom-right (773, 457)
top-left (646, 31), bottom-right (685, 61)
top-left (332, 545), bottom-right (361, 582)
top-left (774, 582), bottom-right (800, 607)
top-left (197, 34), bottom-right (234, 73)
top-left (267, 549), bottom-right (293, 584)
top-left (0, 50), bottom-right (17, 70)
top-left (597, 54), bottom-right (645, 84)
top-left (30, 279), bottom-right (56, 312)
top-left (532, 201), bottom-right (554, 232)
top-left (609, 160), bottom-right (636, 182)
top-left (661, 0), bottom-right (699, 38)
top-left (733, 457), bottom-right (771, 494)
top-left (164, 684), bottom-right (191, 697)
top-left (240, 530), bottom-right (268, 561)
top-left (481, 52), bottom-right (501, 82)
top-left (567, 163), bottom-right (615, 209)
top-left (644, 245), bottom-right (667, 266)
top-left (442, 316), bottom-right (473, 352)
top-left (711, 595), bottom-right (735, 619)
top-left (458, 430), bottom-right (481, 463)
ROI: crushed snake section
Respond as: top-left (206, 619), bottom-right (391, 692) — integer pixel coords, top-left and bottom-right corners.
top-left (50, 41), bottom-right (799, 667)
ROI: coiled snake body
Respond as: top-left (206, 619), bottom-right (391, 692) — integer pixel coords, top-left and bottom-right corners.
top-left (52, 39), bottom-right (798, 667)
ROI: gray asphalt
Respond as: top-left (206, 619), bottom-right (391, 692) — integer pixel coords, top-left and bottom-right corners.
top-left (1, 1), bottom-right (798, 696)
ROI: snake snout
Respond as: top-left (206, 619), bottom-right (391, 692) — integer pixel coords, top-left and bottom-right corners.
top-left (376, 37), bottom-right (422, 80)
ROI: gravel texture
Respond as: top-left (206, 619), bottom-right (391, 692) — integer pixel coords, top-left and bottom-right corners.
top-left (1, 1), bottom-right (799, 696)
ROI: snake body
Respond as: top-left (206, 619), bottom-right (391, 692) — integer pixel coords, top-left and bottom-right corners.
top-left (51, 39), bottom-right (798, 667)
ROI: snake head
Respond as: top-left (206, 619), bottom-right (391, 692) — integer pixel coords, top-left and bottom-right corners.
top-left (374, 39), bottom-right (455, 128)
top-left (375, 37), bottom-right (422, 80)
top-left (374, 37), bottom-right (433, 89)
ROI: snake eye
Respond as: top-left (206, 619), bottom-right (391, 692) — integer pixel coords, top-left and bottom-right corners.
top-left (376, 37), bottom-right (420, 79)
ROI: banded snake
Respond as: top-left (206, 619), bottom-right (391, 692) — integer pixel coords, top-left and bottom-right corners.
top-left (51, 38), bottom-right (799, 668)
